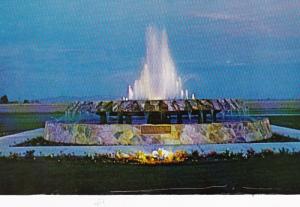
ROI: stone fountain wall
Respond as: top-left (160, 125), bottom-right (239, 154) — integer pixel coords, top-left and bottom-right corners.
top-left (44, 119), bottom-right (272, 145)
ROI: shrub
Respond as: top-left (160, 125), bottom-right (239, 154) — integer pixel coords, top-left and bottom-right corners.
top-left (246, 148), bottom-right (256, 158)
top-left (24, 150), bottom-right (35, 159)
top-left (260, 149), bottom-right (274, 157)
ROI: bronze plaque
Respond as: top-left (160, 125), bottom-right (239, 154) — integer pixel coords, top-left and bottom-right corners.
top-left (141, 125), bottom-right (171, 134)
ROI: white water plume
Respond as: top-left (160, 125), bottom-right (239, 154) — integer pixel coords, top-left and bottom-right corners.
top-left (128, 26), bottom-right (186, 100)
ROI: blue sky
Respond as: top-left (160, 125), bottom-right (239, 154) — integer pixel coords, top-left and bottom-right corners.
top-left (0, 0), bottom-right (299, 100)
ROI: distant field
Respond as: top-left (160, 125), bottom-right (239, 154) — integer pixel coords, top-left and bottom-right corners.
top-left (267, 116), bottom-right (300, 130)
top-left (0, 104), bottom-right (68, 113)
top-left (249, 109), bottom-right (300, 115)
top-left (0, 113), bottom-right (64, 137)
top-left (245, 100), bottom-right (300, 110)
top-left (0, 104), bottom-right (67, 136)
top-left (246, 100), bottom-right (300, 115)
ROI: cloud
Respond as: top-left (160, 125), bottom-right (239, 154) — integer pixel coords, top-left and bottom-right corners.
top-left (181, 73), bottom-right (201, 83)
top-left (225, 60), bottom-right (247, 66)
top-left (188, 12), bottom-right (248, 22)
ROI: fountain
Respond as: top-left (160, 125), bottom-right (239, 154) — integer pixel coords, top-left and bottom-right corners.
top-left (128, 26), bottom-right (186, 100)
top-left (44, 26), bottom-right (272, 145)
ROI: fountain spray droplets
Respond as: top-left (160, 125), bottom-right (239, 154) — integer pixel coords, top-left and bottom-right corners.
top-left (128, 26), bottom-right (186, 100)
top-left (128, 85), bottom-right (134, 100)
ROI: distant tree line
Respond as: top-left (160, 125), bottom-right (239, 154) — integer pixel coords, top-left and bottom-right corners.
top-left (0, 95), bottom-right (8, 104)
top-left (0, 95), bottom-right (39, 104)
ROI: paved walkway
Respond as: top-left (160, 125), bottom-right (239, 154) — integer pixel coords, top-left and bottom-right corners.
top-left (1, 126), bottom-right (300, 157)
top-left (271, 125), bottom-right (300, 139)
top-left (0, 128), bottom-right (44, 147)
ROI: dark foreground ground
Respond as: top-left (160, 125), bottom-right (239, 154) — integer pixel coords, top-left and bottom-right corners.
top-left (1, 155), bottom-right (300, 194)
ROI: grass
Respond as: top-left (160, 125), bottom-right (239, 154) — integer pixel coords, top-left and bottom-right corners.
top-left (250, 133), bottom-right (299, 143)
top-left (249, 108), bottom-right (300, 115)
top-left (1, 154), bottom-right (300, 194)
top-left (267, 115), bottom-right (300, 130)
top-left (0, 112), bottom-right (64, 137)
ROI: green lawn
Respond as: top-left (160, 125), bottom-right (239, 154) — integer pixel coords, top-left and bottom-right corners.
top-left (1, 155), bottom-right (300, 194)
top-left (268, 115), bottom-right (300, 130)
top-left (0, 112), bottom-right (63, 136)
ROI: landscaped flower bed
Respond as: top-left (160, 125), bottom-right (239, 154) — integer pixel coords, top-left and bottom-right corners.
top-left (1, 146), bottom-right (297, 165)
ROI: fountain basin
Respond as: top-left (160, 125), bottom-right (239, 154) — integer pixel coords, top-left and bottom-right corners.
top-left (44, 118), bottom-right (271, 145)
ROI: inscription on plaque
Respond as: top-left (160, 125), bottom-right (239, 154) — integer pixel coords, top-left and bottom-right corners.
top-left (141, 125), bottom-right (171, 134)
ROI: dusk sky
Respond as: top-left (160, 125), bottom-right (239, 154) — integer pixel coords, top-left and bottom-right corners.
top-left (0, 0), bottom-right (299, 100)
